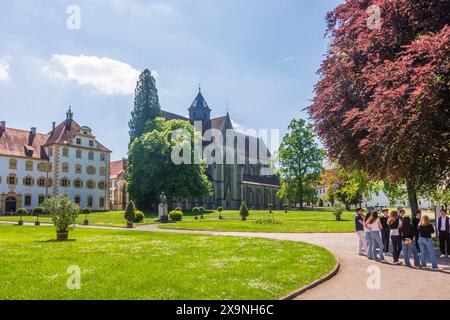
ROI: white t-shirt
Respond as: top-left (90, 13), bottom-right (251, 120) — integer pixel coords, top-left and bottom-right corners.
top-left (370, 218), bottom-right (380, 232)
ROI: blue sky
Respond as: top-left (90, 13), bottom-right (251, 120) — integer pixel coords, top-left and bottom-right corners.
top-left (0, 0), bottom-right (342, 160)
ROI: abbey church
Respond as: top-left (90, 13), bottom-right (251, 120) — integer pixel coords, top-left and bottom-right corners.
top-left (111, 89), bottom-right (281, 211)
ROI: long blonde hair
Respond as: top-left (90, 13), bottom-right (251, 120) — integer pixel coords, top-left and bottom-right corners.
top-left (419, 215), bottom-right (430, 227)
top-left (387, 210), bottom-right (398, 225)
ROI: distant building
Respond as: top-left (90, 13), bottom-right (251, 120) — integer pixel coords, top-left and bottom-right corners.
top-left (0, 108), bottom-right (111, 213)
top-left (110, 159), bottom-right (128, 211)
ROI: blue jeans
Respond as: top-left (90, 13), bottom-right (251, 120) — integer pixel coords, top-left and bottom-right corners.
top-left (418, 237), bottom-right (438, 268)
top-left (402, 240), bottom-right (420, 267)
top-left (370, 231), bottom-right (384, 260)
top-left (365, 232), bottom-right (374, 259)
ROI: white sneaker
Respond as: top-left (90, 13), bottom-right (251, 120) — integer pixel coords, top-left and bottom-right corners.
top-left (440, 254), bottom-right (446, 258)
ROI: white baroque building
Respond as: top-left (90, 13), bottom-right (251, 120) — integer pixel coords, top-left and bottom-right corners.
top-left (0, 108), bottom-right (111, 213)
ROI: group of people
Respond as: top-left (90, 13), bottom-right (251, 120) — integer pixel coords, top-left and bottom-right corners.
top-left (355, 207), bottom-right (450, 269)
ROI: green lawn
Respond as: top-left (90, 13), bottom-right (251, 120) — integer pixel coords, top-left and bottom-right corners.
top-left (0, 225), bottom-right (336, 300)
top-left (0, 211), bottom-right (157, 227)
top-left (160, 209), bottom-right (356, 233)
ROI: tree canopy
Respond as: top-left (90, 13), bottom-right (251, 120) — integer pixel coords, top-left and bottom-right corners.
top-left (278, 119), bottom-right (325, 209)
top-left (308, 0), bottom-right (450, 213)
top-left (128, 117), bottom-right (212, 209)
top-left (129, 69), bottom-right (161, 144)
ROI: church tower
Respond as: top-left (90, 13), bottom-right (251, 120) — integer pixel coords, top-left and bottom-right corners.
top-left (188, 87), bottom-right (211, 122)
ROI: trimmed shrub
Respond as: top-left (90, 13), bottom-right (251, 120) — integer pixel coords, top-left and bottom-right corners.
top-left (42, 196), bottom-right (79, 232)
top-left (268, 203), bottom-right (273, 213)
top-left (17, 208), bottom-right (27, 220)
top-left (284, 204), bottom-right (288, 213)
top-left (175, 207), bottom-right (182, 211)
top-left (332, 204), bottom-right (345, 221)
top-left (124, 201), bottom-right (137, 222)
top-left (134, 210), bottom-right (145, 223)
top-left (239, 202), bottom-right (249, 221)
top-left (217, 207), bottom-right (223, 219)
top-left (169, 210), bottom-right (183, 221)
top-left (81, 208), bottom-right (91, 214)
top-left (32, 207), bottom-right (44, 216)
top-left (193, 207), bottom-right (199, 219)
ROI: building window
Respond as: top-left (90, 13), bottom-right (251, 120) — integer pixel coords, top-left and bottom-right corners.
top-left (87, 196), bottom-right (93, 208)
top-left (60, 178), bottom-right (70, 188)
top-left (99, 167), bottom-right (105, 177)
top-left (87, 180), bottom-right (95, 189)
top-left (98, 181), bottom-right (106, 190)
top-left (23, 176), bottom-right (33, 186)
top-left (62, 162), bottom-right (69, 173)
top-left (37, 162), bottom-right (46, 172)
top-left (38, 195), bottom-right (45, 205)
top-left (63, 148), bottom-right (69, 157)
top-left (74, 196), bottom-right (81, 205)
top-left (88, 151), bottom-right (94, 160)
top-left (76, 138), bottom-right (82, 145)
top-left (89, 140), bottom-right (94, 147)
top-left (75, 164), bottom-right (82, 174)
top-left (37, 177), bottom-right (46, 187)
top-left (99, 197), bottom-right (105, 208)
top-left (25, 160), bottom-right (33, 171)
top-left (100, 153), bottom-right (106, 161)
top-left (9, 159), bottom-right (17, 170)
top-left (24, 195), bottom-right (32, 207)
top-left (7, 174), bottom-right (17, 185)
top-left (76, 150), bottom-right (82, 159)
top-left (86, 166), bottom-right (96, 175)
top-left (74, 179), bottom-right (83, 188)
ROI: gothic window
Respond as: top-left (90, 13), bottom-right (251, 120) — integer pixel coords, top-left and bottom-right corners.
top-left (86, 166), bottom-right (96, 175)
top-left (86, 180), bottom-right (95, 189)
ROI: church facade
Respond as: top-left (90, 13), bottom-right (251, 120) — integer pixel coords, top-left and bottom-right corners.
top-left (0, 109), bottom-right (111, 213)
top-left (111, 90), bottom-right (281, 211)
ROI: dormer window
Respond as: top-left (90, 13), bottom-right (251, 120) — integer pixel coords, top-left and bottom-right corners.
top-left (89, 140), bottom-right (94, 147)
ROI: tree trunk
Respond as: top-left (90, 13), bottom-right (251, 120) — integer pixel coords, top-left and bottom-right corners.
top-left (298, 180), bottom-right (304, 210)
top-left (406, 180), bottom-right (419, 216)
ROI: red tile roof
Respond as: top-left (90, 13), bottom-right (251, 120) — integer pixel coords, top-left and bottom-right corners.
top-left (0, 127), bottom-right (49, 159)
top-left (110, 159), bottom-right (126, 179)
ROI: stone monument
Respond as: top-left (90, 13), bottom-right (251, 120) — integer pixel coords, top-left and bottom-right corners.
top-left (158, 192), bottom-right (169, 223)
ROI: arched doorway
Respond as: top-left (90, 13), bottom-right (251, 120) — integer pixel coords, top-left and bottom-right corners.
top-left (121, 185), bottom-right (127, 210)
top-left (5, 196), bottom-right (17, 213)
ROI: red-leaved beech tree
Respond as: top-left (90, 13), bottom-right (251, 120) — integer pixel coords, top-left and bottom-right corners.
top-left (308, 0), bottom-right (450, 213)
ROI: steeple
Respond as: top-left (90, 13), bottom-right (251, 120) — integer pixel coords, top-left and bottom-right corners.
top-left (66, 105), bottom-right (73, 120)
top-left (188, 86), bottom-right (211, 122)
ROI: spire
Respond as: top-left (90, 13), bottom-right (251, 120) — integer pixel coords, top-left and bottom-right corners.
top-left (66, 105), bottom-right (73, 120)
top-left (188, 86), bottom-right (211, 122)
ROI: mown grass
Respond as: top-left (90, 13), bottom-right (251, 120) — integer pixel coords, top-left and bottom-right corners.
top-left (160, 209), bottom-right (356, 233)
top-left (0, 225), bottom-right (336, 300)
top-left (0, 211), bottom-right (157, 227)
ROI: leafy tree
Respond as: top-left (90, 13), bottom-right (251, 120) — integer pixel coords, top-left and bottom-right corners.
top-left (278, 119), bottom-right (325, 209)
top-left (129, 69), bottom-right (161, 144)
top-left (382, 181), bottom-right (408, 206)
top-left (429, 188), bottom-right (450, 208)
top-left (308, 0), bottom-right (450, 215)
top-left (128, 118), bottom-right (212, 210)
top-left (42, 196), bottom-right (80, 233)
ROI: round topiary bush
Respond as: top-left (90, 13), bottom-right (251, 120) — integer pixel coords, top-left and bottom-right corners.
top-left (81, 208), bottom-right (91, 214)
top-left (169, 210), bottom-right (183, 221)
top-left (134, 210), bottom-right (145, 223)
top-left (17, 208), bottom-right (27, 216)
top-left (268, 203), bottom-right (273, 213)
top-left (32, 207), bottom-right (44, 216)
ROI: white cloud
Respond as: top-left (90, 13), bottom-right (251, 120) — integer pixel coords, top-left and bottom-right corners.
top-left (0, 57), bottom-right (10, 81)
top-left (41, 54), bottom-right (156, 95)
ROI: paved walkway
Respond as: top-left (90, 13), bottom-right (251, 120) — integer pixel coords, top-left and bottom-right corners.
top-left (2, 220), bottom-right (449, 299)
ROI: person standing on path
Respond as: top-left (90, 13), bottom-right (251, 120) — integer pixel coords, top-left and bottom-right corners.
top-left (355, 208), bottom-right (367, 256)
top-left (417, 215), bottom-right (438, 269)
top-left (437, 209), bottom-right (450, 258)
top-left (388, 210), bottom-right (402, 265)
top-left (412, 210), bottom-right (421, 253)
top-left (365, 211), bottom-right (385, 262)
top-left (380, 209), bottom-right (390, 253)
top-left (399, 216), bottom-right (420, 268)
top-left (364, 212), bottom-right (374, 260)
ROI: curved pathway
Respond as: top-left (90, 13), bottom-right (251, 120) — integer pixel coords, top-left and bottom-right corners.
top-left (1, 220), bottom-right (448, 299)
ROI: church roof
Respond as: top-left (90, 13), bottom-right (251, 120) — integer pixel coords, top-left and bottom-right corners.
top-left (161, 110), bottom-right (189, 121)
top-left (189, 91), bottom-right (211, 110)
top-left (0, 126), bottom-right (49, 159)
top-left (110, 159), bottom-right (126, 179)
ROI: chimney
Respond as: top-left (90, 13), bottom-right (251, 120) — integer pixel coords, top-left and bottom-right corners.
top-left (0, 121), bottom-right (5, 130)
top-left (52, 122), bottom-right (56, 131)
top-left (31, 127), bottom-right (36, 135)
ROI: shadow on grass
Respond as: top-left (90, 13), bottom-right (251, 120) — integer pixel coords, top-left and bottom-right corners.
top-left (34, 239), bottom-right (77, 243)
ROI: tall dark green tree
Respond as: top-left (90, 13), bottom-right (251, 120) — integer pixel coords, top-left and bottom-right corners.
top-left (278, 119), bottom-right (325, 209)
top-left (129, 69), bottom-right (161, 144)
